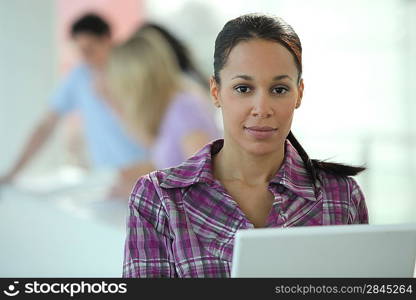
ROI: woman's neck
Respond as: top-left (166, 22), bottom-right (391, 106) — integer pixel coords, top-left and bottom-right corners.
top-left (213, 138), bottom-right (285, 186)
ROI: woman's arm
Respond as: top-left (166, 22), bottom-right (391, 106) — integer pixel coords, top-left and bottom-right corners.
top-left (0, 111), bottom-right (61, 184)
top-left (123, 174), bottom-right (177, 278)
top-left (348, 178), bottom-right (369, 224)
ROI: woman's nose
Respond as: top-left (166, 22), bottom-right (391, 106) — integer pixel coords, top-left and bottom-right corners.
top-left (251, 93), bottom-right (273, 118)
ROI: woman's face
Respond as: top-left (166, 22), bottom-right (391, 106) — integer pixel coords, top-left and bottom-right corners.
top-left (73, 33), bottom-right (111, 68)
top-left (210, 38), bottom-right (304, 156)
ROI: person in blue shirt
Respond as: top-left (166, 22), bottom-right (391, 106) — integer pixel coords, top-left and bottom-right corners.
top-left (0, 13), bottom-right (150, 198)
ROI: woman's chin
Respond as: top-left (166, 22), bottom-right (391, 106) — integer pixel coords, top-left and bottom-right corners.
top-left (240, 139), bottom-right (282, 157)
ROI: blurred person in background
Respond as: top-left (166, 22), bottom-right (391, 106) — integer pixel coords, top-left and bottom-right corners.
top-left (106, 26), bottom-right (220, 174)
top-left (136, 23), bottom-right (210, 97)
top-left (0, 13), bottom-right (149, 198)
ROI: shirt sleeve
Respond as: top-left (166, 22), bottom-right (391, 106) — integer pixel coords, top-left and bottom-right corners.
top-left (348, 178), bottom-right (369, 224)
top-left (49, 68), bottom-right (79, 115)
top-left (122, 174), bottom-right (177, 278)
top-left (167, 96), bottom-right (217, 140)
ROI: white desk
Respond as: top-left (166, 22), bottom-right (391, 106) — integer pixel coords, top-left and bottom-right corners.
top-left (0, 170), bottom-right (127, 277)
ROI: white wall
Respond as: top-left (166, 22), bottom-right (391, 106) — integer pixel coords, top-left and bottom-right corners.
top-left (0, 0), bottom-right (61, 174)
top-left (144, 0), bottom-right (416, 224)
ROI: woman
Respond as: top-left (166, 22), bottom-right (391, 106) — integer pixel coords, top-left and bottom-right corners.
top-left (133, 23), bottom-right (217, 130)
top-left (135, 23), bottom-right (209, 92)
top-left (105, 27), bottom-right (220, 196)
top-left (123, 14), bottom-right (369, 278)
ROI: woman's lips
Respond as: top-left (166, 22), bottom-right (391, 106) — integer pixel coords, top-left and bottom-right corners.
top-left (244, 126), bottom-right (277, 139)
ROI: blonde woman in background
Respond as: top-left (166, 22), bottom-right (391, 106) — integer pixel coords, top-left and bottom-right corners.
top-left (106, 28), bottom-right (220, 189)
top-left (136, 23), bottom-right (210, 100)
top-left (0, 14), bottom-right (151, 200)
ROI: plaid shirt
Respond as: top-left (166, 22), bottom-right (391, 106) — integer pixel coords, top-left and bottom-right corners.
top-left (123, 139), bottom-right (368, 278)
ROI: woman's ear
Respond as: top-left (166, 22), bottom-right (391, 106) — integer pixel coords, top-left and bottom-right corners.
top-left (295, 78), bottom-right (304, 109)
top-left (209, 76), bottom-right (221, 108)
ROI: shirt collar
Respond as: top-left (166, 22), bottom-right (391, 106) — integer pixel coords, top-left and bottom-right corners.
top-left (159, 139), bottom-right (220, 189)
top-left (159, 138), bottom-right (317, 202)
top-left (269, 139), bottom-right (318, 202)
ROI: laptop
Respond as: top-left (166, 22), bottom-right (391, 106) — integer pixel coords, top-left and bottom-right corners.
top-left (231, 223), bottom-right (416, 278)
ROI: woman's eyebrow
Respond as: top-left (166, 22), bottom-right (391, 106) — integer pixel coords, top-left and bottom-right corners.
top-left (231, 74), bottom-right (253, 81)
top-left (272, 75), bottom-right (293, 81)
top-left (231, 74), bottom-right (293, 81)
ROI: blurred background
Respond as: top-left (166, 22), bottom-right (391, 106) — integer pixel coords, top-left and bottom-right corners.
top-left (0, 0), bottom-right (415, 277)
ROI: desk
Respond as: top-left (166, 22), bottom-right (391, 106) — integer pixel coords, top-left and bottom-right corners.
top-left (0, 170), bottom-right (127, 277)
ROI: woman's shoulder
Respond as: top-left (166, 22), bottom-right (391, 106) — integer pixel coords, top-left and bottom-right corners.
top-left (316, 169), bottom-right (368, 223)
top-left (131, 140), bottom-right (214, 198)
top-left (131, 169), bottom-right (172, 196)
top-left (316, 169), bottom-right (364, 202)
top-left (128, 170), bottom-right (174, 219)
top-left (128, 165), bottom-right (202, 221)
top-left (131, 162), bottom-right (201, 196)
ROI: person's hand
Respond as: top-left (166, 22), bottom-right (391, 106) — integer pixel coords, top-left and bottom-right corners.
top-left (105, 181), bottom-right (135, 202)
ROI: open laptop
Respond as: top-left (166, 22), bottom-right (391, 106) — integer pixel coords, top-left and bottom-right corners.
top-left (231, 223), bottom-right (416, 277)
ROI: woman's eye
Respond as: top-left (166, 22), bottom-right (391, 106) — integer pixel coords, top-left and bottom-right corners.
top-left (272, 86), bottom-right (288, 94)
top-left (235, 85), bottom-right (252, 93)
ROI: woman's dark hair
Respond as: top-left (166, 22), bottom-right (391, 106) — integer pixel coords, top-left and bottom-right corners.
top-left (71, 13), bottom-right (111, 38)
top-left (213, 13), bottom-right (365, 182)
top-left (137, 23), bottom-right (208, 89)
top-left (214, 13), bottom-right (302, 84)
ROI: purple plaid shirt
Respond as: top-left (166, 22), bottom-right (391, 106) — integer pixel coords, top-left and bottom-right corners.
top-left (123, 139), bottom-right (368, 278)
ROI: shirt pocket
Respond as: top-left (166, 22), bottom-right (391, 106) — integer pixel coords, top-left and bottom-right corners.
top-left (182, 202), bottom-right (237, 262)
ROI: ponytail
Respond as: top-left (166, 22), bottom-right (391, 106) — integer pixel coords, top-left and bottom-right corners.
top-left (286, 131), bottom-right (366, 184)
